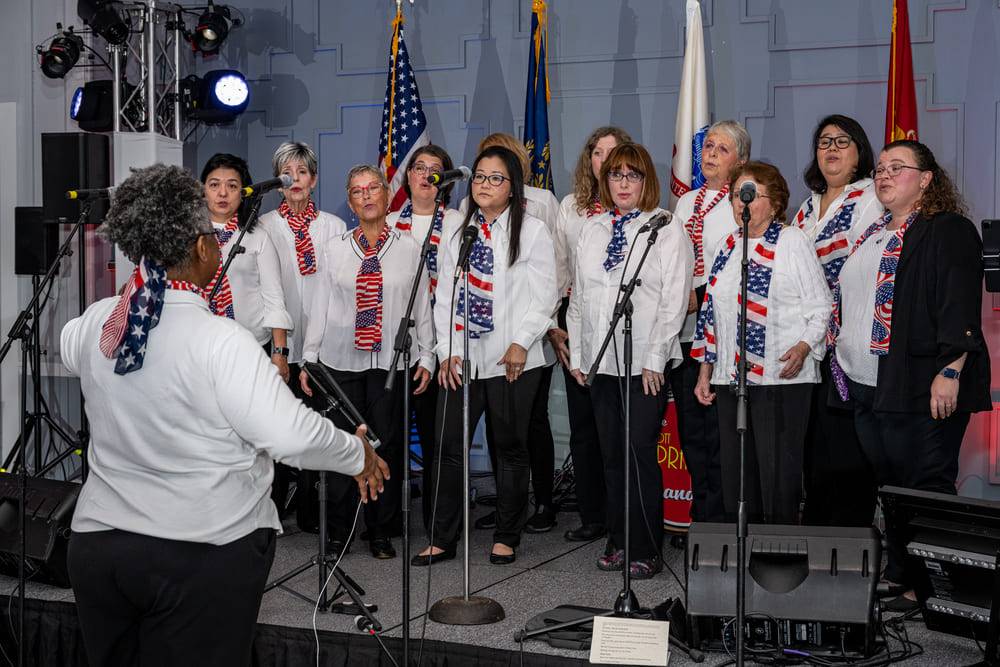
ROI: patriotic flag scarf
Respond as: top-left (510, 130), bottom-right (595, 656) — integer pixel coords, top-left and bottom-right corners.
top-left (455, 212), bottom-right (496, 339)
top-left (278, 198), bottom-right (318, 276)
top-left (827, 210), bottom-right (918, 399)
top-left (691, 220), bottom-right (782, 384)
top-left (204, 216), bottom-right (238, 319)
top-left (685, 184), bottom-right (729, 278)
top-left (793, 187), bottom-right (866, 289)
top-left (603, 208), bottom-right (642, 272)
top-left (394, 201), bottom-right (445, 295)
top-left (354, 225), bottom-right (391, 351)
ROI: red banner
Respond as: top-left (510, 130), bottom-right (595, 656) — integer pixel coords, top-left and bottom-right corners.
top-left (658, 399), bottom-right (693, 530)
top-left (885, 0), bottom-right (918, 143)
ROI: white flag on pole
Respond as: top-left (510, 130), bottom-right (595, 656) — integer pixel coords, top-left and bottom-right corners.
top-left (669, 0), bottom-right (709, 208)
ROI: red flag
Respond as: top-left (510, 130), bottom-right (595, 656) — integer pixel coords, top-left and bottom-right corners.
top-left (885, 0), bottom-right (918, 143)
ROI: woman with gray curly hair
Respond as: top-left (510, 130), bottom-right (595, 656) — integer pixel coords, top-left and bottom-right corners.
top-left (299, 164), bottom-right (435, 560)
top-left (60, 163), bottom-right (386, 666)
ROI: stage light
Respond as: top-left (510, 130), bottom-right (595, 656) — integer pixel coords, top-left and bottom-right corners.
top-left (180, 70), bottom-right (250, 125)
top-left (77, 0), bottom-right (130, 46)
top-left (38, 31), bottom-right (83, 79)
top-left (192, 1), bottom-right (231, 54)
top-left (69, 79), bottom-right (143, 132)
top-left (70, 87), bottom-right (84, 120)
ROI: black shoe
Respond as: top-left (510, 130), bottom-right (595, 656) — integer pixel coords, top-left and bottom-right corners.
top-left (327, 539), bottom-right (349, 559)
top-left (489, 548), bottom-right (516, 565)
top-left (369, 537), bottom-right (396, 560)
top-left (525, 505), bottom-right (557, 533)
top-left (474, 511), bottom-right (497, 530)
top-left (410, 547), bottom-right (456, 567)
top-left (565, 523), bottom-right (606, 542)
top-left (882, 594), bottom-right (919, 613)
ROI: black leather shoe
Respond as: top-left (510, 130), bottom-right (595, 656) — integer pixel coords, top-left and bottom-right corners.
top-left (525, 505), bottom-right (557, 533)
top-left (410, 547), bottom-right (456, 567)
top-left (327, 539), bottom-right (349, 559)
top-left (474, 511), bottom-right (497, 530)
top-left (369, 537), bottom-right (396, 560)
top-left (564, 523), bottom-right (606, 542)
top-left (489, 549), bottom-right (516, 565)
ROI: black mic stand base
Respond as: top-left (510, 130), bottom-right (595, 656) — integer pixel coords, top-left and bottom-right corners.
top-left (429, 595), bottom-right (505, 626)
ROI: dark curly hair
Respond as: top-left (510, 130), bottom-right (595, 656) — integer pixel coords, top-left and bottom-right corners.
top-left (882, 140), bottom-right (966, 218)
top-left (803, 114), bottom-right (875, 194)
top-left (100, 164), bottom-right (211, 269)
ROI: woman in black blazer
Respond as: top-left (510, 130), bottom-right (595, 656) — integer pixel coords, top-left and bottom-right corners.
top-left (830, 140), bottom-right (990, 609)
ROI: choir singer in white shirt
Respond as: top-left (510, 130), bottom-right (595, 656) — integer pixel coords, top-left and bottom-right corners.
top-left (62, 164), bottom-right (386, 667)
top-left (692, 161), bottom-right (832, 525)
top-left (567, 142), bottom-right (693, 579)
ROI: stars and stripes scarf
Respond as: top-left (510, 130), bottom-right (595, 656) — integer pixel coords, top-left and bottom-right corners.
top-left (278, 198), bottom-right (318, 276)
top-left (603, 208), bottom-right (642, 272)
top-left (394, 201), bottom-right (445, 295)
top-left (691, 220), bottom-right (782, 384)
top-left (455, 212), bottom-right (496, 339)
top-left (204, 216), bottom-right (238, 319)
top-left (354, 225), bottom-right (391, 352)
top-left (685, 184), bottom-right (729, 278)
top-left (99, 257), bottom-right (167, 375)
top-left (793, 188), bottom-right (866, 289)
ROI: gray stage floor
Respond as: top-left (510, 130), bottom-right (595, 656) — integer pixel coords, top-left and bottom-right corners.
top-left (0, 479), bottom-right (989, 666)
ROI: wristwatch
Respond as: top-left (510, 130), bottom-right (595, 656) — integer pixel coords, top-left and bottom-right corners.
top-left (939, 367), bottom-right (961, 380)
top-left (272, 346), bottom-right (290, 357)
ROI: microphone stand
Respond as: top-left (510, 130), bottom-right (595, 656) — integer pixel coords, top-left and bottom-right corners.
top-left (0, 203), bottom-right (91, 667)
top-left (384, 191), bottom-right (446, 662)
top-left (734, 204), bottom-right (752, 667)
top-left (429, 220), bottom-right (504, 626)
top-left (205, 194), bottom-right (264, 307)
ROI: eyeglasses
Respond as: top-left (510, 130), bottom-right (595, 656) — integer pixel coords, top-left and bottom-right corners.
top-left (471, 173), bottom-right (510, 186)
top-left (817, 135), bottom-right (853, 150)
top-left (608, 171), bottom-right (644, 183)
top-left (348, 183), bottom-right (385, 199)
top-left (874, 163), bottom-right (923, 179)
top-left (409, 162), bottom-right (439, 176)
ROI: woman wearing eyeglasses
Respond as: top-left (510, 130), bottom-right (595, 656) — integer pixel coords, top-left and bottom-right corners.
top-left (791, 116), bottom-right (884, 529)
top-left (693, 162), bottom-right (832, 526)
top-left (412, 145), bottom-right (558, 566)
top-left (567, 143), bottom-right (693, 578)
top-left (300, 165), bottom-right (435, 560)
top-left (386, 144), bottom-right (465, 531)
top-left (829, 140), bottom-right (989, 610)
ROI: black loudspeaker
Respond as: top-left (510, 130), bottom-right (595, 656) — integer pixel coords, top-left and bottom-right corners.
top-left (0, 474), bottom-right (79, 588)
top-left (41, 131), bottom-right (110, 224)
top-left (686, 522), bottom-right (880, 657)
top-left (14, 207), bottom-right (60, 276)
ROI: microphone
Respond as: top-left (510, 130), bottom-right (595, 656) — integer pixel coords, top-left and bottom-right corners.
top-left (738, 181), bottom-right (757, 204)
top-left (427, 166), bottom-right (471, 187)
top-left (65, 186), bottom-right (115, 200)
top-left (241, 174), bottom-right (293, 197)
top-left (453, 223), bottom-right (480, 281)
top-left (638, 211), bottom-right (673, 233)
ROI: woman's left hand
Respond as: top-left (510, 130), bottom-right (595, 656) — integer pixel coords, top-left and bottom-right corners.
top-left (498, 343), bottom-right (528, 382)
top-left (930, 373), bottom-right (960, 419)
top-left (778, 342), bottom-right (811, 379)
top-left (413, 367), bottom-right (432, 395)
top-left (642, 368), bottom-right (665, 396)
top-left (272, 353), bottom-right (291, 383)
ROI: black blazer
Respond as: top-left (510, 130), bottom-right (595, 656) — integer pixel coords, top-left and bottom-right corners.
top-left (873, 211), bottom-right (991, 413)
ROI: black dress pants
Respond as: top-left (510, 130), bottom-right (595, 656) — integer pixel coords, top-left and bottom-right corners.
top-left (848, 378), bottom-right (969, 585)
top-left (430, 367), bottom-right (541, 549)
top-left (412, 365), bottom-right (439, 530)
top-left (323, 367), bottom-right (405, 541)
top-left (590, 373), bottom-right (668, 561)
top-left (68, 528), bottom-right (276, 667)
top-left (716, 383), bottom-right (811, 525)
top-left (668, 343), bottom-right (724, 522)
top-left (802, 355), bottom-right (877, 527)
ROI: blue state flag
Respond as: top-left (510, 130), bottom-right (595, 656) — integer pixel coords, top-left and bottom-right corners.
top-left (523, 0), bottom-right (553, 192)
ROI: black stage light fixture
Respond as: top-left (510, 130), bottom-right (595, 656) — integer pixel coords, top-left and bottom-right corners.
top-left (77, 0), bottom-right (130, 46)
top-left (192, 1), bottom-right (231, 54)
top-left (38, 29), bottom-right (84, 79)
top-left (69, 79), bottom-right (143, 132)
top-left (180, 69), bottom-right (249, 125)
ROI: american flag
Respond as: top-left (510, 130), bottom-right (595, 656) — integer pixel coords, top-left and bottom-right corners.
top-left (379, 7), bottom-right (429, 212)
top-left (99, 257), bottom-right (168, 375)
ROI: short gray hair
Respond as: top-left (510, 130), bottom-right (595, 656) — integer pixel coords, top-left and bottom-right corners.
top-left (707, 120), bottom-right (752, 163)
top-left (99, 164), bottom-right (210, 269)
top-left (272, 141), bottom-right (318, 177)
top-left (345, 164), bottom-right (389, 192)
